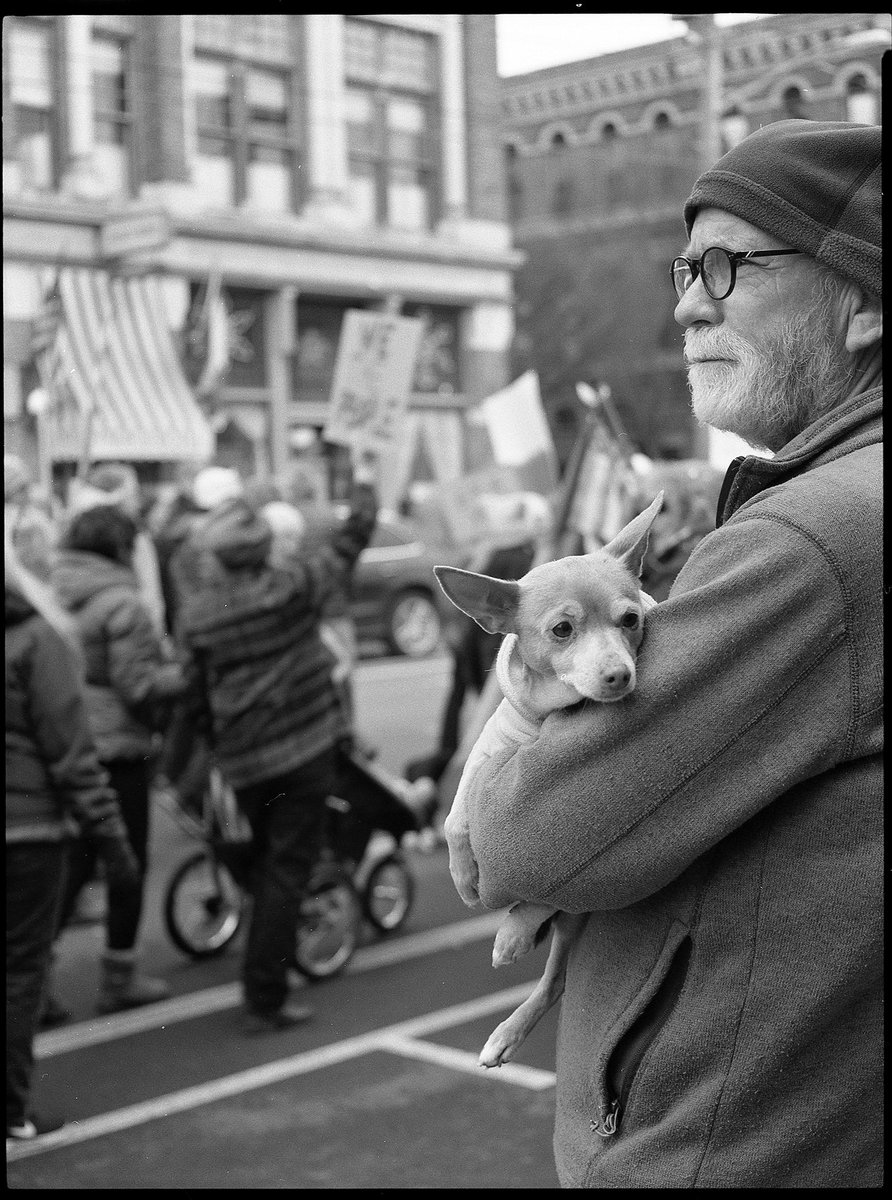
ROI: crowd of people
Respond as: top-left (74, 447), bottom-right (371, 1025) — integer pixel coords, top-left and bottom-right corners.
top-left (4, 446), bottom-right (411, 1138)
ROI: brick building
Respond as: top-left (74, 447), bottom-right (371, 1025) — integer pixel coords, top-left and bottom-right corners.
top-left (3, 14), bottom-right (519, 506)
top-left (500, 12), bottom-right (888, 468)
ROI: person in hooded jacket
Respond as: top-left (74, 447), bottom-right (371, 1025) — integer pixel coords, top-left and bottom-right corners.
top-left (51, 502), bottom-right (189, 1014)
top-left (6, 533), bottom-right (139, 1144)
top-left (170, 454), bottom-right (378, 1034)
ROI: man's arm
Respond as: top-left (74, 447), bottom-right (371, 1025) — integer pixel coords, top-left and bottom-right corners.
top-left (464, 515), bottom-right (853, 913)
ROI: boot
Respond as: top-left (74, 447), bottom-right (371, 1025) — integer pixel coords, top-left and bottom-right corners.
top-left (97, 950), bottom-right (171, 1014)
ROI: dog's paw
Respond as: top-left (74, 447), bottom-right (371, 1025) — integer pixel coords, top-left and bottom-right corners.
top-left (453, 872), bottom-right (481, 907)
top-left (492, 925), bottom-right (537, 967)
top-left (479, 1020), bottom-right (524, 1068)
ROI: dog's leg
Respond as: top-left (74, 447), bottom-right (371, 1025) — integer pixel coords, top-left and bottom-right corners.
top-left (492, 901), bottom-right (558, 967)
top-left (480, 912), bottom-right (586, 1069)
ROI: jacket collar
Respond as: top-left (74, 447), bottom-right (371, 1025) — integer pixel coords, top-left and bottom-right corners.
top-left (715, 387), bottom-right (883, 527)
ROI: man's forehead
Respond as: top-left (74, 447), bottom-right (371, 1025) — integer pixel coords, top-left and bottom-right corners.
top-left (685, 207), bottom-right (787, 255)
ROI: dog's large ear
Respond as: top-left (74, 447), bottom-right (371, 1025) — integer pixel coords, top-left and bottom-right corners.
top-left (602, 491), bottom-right (665, 578)
top-left (433, 566), bottom-right (520, 635)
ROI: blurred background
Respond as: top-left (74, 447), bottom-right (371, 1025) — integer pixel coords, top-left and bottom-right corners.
top-left (3, 12), bottom-right (888, 585)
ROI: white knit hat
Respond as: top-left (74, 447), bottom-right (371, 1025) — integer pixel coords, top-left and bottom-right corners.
top-left (192, 466), bottom-right (244, 511)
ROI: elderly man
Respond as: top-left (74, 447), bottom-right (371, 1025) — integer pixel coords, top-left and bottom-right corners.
top-left (461, 120), bottom-right (881, 1188)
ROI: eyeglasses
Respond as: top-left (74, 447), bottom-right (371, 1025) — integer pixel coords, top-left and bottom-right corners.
top-left (670, 246), bottom-right (802, 301)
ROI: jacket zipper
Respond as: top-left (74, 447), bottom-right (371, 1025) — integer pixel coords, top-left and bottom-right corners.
top-left (592, 935), bottom-right (692, 1139)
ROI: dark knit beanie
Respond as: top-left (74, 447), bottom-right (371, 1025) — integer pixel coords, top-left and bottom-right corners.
top-left (200, 497), bottom-right (272, 569)
top-left (684, 119), bottom-right (881, 298)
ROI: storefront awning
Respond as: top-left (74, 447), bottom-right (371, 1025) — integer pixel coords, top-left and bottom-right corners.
top-left (44, 268), bottom-right (213, 463)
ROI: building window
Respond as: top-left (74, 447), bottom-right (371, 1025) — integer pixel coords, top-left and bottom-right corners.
top-left (402, 302), bottom-right (461, 394)
top-left (550, 131), bottom-right (568, 150)
top-left (8, 18), bottom-right (58, 191)
top-left (192, 53), bottom-right (296, 212)
top-left (846, 74), bottom-right (877, 124)
top-left (92, 35), bottom-right (132, 197)
top-left (601, 122), bottom-right (618, 141)
top-left (653, 111), bottom-right (671, 131)
top-left (782, 85), bottom-right (806, 119)
top-left (344, 18), bottom-right (438, 231)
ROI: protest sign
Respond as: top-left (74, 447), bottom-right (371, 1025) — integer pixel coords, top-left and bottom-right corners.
top-left (324, 310), bottom-right (424, 452)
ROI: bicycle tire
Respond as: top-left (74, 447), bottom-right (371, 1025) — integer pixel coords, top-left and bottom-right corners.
top-left (164, 850), bottom-right (244, 959)
top-left (362, 852), bottom-right (415, 934)
top-left (293, 866), bottom-right (363, 981)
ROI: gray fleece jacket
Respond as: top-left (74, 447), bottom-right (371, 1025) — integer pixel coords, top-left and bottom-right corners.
top-left (464, 387), bottom-right (883, 1188)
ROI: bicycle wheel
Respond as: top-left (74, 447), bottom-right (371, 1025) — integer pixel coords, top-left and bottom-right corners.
top-left (293, 866), bottom-right (363, 981)
top-left (362, 852), bottom-right (415, 933)
top-left (164, 850), bottom-right (244, 959)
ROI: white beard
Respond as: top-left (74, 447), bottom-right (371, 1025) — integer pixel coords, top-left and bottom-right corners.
top-left (685, 299), bottom-right (853, 453)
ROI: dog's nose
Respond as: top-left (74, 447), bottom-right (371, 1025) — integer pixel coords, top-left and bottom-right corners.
top-left (602, 667), bottom-right (631, 691)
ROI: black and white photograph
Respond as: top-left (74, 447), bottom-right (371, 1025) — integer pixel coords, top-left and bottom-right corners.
top-left (4, 11), bottom-right (884, 1189)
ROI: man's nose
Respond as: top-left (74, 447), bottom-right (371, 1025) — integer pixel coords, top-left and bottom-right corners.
top-left (673, 277), bottom-right (722, 329)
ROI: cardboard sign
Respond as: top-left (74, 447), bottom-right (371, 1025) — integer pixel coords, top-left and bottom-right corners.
top-left (324, 310), bottom-right (424, 452)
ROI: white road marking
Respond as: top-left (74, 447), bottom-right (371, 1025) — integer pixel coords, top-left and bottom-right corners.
top-left (379, 1034), bottom-right (556, 1090)
top-left (35, 912), bottom-right (508, 1059)
top-left (8, 985), bottom-right (551, 1161)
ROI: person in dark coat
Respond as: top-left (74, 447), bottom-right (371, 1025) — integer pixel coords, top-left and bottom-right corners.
top-left (6, 534), bottom-right (138, 1143)
top-left (51, 503), bottom-right (189, 1014)
top-left (171, 456), bottom-right (378, 1034)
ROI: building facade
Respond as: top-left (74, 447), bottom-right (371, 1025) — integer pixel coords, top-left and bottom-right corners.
top-left (3, 14), bottom-right (520, 507)
top-left (499, 12), bottom-right (888, 468)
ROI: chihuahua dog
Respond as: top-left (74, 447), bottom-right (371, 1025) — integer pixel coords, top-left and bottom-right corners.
top-left (433, 492), bottom-right (663, 1069)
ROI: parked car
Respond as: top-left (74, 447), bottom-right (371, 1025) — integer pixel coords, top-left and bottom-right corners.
top-left (348, 511), bottom-right (451, 658)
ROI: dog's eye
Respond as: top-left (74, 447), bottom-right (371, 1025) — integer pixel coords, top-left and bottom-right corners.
top-left (551, 621), bottom-right (574, 640)
top-left (619, 611), bottom-right (640, 630)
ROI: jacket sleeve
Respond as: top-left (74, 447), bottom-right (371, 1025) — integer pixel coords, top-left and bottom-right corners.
top-left (281, 480), bottom-right (379, 606)
top-left (29, 624), bottom-right (129, 841)
top-left (103, 592), bottom-right (189, 713)
top-left (464, 513), bottom-right (855, 913)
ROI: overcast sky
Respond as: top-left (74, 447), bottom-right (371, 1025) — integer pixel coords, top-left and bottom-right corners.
top-left (496, 13), bottom-right (773, 76)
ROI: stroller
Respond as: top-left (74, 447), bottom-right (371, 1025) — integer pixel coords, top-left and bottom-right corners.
top-left (160, 730), bottom-right (438, 980)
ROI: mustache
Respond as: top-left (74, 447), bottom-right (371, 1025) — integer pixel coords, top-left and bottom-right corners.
top-left (683, 330), bottom-right (749, 364)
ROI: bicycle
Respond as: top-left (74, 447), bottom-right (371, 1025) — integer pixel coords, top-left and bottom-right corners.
top-left (159, 743), bottom-right (437, 980)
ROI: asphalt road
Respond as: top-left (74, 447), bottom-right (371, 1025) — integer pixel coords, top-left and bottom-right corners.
top-left (8, 651), bottom-right (563, 1189)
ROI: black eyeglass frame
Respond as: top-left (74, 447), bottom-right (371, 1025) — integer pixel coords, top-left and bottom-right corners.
top-left (670, 247), bottom-right (802, 301)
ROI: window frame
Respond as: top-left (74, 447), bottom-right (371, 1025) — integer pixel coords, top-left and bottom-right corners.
top-left (193, 43), bottom-right (300, 212)
top-left (91, 31), bottom-right (134, 197)
top-left (344, 18), bottom-right (440, 231)
top-left (7, 16), bottom-right (63, 192)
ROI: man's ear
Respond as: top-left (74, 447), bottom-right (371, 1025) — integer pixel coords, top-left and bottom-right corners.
top-left (433, 566), bottom-right (519, 635)
top-left (844, 287), bottom-right (882, 353)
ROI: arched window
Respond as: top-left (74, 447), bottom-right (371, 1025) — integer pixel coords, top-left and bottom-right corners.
top-left (846, 74), bottom-right (877, 124)
top-left (550, 131), bottom-right (568, 151)
top-left (601, 122), bottom-right (618, 142)
top-left (653, 111), bottom-right (671, 132)
top-left (782, 85), bottom-right (806, 119)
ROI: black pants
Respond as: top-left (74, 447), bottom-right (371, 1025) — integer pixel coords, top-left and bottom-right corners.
top-left (7, 841), bottom-right (69, 1128)
top-left (57, 757), bottom-right (152, 951)
top-left (234, 750), bottom-right (335, 1015)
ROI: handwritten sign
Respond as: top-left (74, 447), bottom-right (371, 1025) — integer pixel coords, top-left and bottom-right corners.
top-left (324, 310), bottom-right (423, 452)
